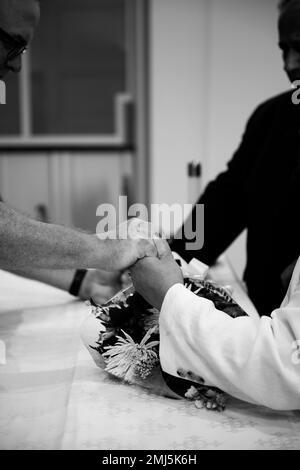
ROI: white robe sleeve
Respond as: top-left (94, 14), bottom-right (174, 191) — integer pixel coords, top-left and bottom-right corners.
top-left (159, 258), bottom-right (300, 410)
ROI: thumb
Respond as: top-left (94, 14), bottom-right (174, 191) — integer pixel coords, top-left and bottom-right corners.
top-left (152, 236), bottom-right (172, 259)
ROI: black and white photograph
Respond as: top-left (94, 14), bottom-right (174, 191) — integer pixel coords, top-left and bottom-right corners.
top-left (0, 0), bottom-right (300, 452)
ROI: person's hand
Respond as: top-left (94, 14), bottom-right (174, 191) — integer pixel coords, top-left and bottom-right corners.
top-left (96, 218), bottom-right (162, 271)
top-left (78, 269), bottom-right (122, 304)
top-left (130, 242), bottom-right (184, 310)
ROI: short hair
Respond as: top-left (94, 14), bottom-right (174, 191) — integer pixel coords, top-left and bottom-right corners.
top-left (278, 0), bottom-right (299, 12)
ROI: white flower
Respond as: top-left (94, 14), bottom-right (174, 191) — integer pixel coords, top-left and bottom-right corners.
top-left (103, 327), bottom-right (159, 383)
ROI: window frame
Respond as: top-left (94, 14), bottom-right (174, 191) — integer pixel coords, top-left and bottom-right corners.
top-left (0, 2), bottom-right (134, 151)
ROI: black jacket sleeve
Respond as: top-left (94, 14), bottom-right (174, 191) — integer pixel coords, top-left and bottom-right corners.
top-left (171, 102), bottom-right (269, 265)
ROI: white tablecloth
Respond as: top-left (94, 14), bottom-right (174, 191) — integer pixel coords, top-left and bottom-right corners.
top-left (1, 267), bottom-right (300, 450)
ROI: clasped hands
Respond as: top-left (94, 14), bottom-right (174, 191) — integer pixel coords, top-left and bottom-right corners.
top-left (85, 218), bottom-right (183, 309)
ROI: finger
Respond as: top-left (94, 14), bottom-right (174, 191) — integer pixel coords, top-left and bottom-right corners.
top-left (133, 222), bottom-right (172, 259)
top-left (153, 237), bottom-right (171, 259)
top-left (121, 271), bottom-right (132, 287)
top-left (133, 219), bottom-right (155, 240)
top-left (127, 218), bottom-right (150, 240)
top-left (129, 219), bottom-right (163, 241)
top-left (148, 222), bottom-right (168, 241)
top-left (92, 285), bottom-right (119, 304)
top-left (137, 237), bottom-right (158, 259)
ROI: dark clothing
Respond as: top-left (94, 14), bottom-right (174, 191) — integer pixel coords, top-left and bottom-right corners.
top-left (172, 91), bottom-right (300, 316)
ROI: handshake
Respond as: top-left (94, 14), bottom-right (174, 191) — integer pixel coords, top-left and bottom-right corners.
top-left (86, 218), bottom-right (184, 310)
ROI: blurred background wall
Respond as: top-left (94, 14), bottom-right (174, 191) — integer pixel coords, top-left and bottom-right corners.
top-left (0, 0), bottom-right (288, 278)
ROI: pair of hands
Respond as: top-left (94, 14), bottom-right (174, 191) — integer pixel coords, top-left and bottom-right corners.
top-left (81, 250), bottom-right (183, 310)
top-left (84, 218), bottom-right (184, 309)
top-left (96, 218), bottom-right (163, 271)
top-left (121, 219), bottom-right (183, 309)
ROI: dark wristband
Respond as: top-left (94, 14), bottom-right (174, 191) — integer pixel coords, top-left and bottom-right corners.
top-left (69, 269), bottom-right (88, 297)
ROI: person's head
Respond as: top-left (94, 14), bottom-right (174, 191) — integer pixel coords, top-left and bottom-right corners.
top-left (0, 0), bottom-right (40, 79)
top-left (278, 0), bottom-right (300, 83)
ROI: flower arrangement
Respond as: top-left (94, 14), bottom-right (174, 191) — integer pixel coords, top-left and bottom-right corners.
top-left (82, 275), bottom-right (248, 413)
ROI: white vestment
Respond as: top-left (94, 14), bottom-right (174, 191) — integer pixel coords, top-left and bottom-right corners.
top-left (159, 257), bottom-right (300, 410)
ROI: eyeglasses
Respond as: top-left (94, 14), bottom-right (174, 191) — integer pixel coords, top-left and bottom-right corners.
top-left (0, 26), bottom-right (27, 65)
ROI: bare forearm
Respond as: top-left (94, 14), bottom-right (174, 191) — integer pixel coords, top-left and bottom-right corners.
top-left (0, 204), bottom-right (160, 272)
top-left (0, 202), bottom-right (99, 270)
